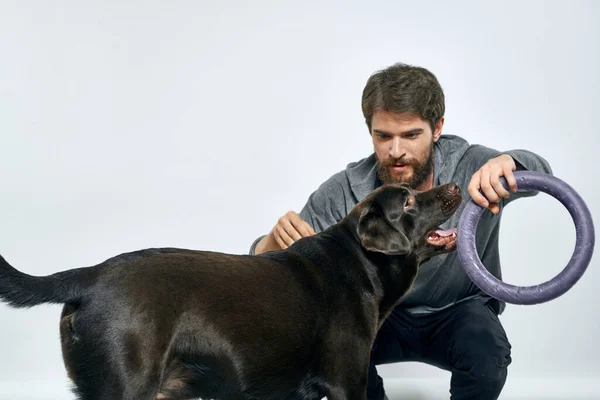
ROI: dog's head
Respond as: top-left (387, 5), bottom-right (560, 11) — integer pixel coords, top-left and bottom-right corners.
top-left (353, 182), bottom-right (462, 261)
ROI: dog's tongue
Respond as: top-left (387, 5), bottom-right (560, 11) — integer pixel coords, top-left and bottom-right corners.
top-left (435, 228), bottom-right (457, 237)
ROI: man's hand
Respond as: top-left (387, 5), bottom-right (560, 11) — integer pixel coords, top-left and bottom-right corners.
top-left (467, 154), bottom-right (519, 215)
top-left (255, 211), bottom-right (316, 254)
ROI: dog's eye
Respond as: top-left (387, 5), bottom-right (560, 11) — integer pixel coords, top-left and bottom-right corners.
top-left (404, 196), bottom-right (414, 209)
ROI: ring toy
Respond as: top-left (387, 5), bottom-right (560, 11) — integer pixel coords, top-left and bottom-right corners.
top-left (457, 171), bottom-right (595, 305)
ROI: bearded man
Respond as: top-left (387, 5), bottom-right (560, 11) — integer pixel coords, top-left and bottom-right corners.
top-left (249, 62), bottom-right (552, 400)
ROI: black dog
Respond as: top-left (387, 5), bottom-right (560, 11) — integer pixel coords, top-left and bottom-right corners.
top-left (0, 182), bottom-right (461, 400)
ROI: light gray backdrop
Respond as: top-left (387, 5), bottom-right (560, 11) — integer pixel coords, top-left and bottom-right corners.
top-left (0, 1), bottom-right (598, 399)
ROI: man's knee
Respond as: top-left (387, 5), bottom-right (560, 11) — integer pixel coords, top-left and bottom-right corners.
top-left (452, 324), bottom-right (512, 382)
top-left (457, 352), bottom-right (511, 383)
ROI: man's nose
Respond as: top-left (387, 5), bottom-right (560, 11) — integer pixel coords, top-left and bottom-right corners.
top-left (389, 137), bottom-right (407, 159)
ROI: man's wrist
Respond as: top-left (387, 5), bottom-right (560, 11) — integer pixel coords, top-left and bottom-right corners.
top-left (255, 233), bottom-right (276, 255)
top-left (503, 153), bottom-right (525, 170)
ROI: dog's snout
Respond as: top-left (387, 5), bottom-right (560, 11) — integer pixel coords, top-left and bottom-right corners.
top-left (435, 182), bottom-right (462, 216)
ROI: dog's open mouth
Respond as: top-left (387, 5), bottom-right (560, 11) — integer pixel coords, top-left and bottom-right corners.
top-left (427, 228), bottom-right (457, 250)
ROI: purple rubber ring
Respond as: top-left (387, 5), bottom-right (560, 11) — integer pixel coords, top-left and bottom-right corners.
top-left (457, 171), bottom-right (595, 305)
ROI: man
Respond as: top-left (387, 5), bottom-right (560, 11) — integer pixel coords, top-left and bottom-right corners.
top-left (249, 63), bottom-right (552, 400)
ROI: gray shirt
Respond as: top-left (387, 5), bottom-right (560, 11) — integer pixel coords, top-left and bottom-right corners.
top-left (249, 134), bottom-right (553, 314)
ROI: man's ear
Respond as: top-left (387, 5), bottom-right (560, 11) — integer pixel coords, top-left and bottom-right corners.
top-left (433, 117), bottom-right (444, 142)
top-left (357, 208), bottom-right (410, 255)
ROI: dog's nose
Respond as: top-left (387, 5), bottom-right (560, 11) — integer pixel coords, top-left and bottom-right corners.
top-left (447, 182), bottom-right (460, 195)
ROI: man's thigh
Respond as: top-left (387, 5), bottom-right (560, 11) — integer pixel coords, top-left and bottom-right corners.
top-left (421, 298), bottom-right (512, 373)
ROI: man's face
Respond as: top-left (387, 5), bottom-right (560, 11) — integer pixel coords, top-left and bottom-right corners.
top-left (371, 110), bottom-right (443, 190)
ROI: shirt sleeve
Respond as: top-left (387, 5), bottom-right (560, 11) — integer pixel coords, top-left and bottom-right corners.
top-left (297, 178), bottom-right (347, 234)
top-left (500, 149), bottom-right (553, 203)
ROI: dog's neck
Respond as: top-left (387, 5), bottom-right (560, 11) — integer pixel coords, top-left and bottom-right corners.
top-left (358, 249), bottom-right (421, 328)
top-left (297, 221), bottom-right (422, 329)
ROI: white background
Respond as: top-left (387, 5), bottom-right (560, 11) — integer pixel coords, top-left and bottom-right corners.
top-left (0, 1), bottom-right (598, 399)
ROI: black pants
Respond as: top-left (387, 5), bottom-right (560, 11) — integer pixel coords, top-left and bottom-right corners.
top-left (367, 297), bottom-right (512, 400)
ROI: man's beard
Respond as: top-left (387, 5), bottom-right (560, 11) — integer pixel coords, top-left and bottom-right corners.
top-left (376, 142), bottom-right (434, 188)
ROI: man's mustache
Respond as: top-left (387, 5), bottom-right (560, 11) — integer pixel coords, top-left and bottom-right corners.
top-left (383, 158), bottom-right (417, 167)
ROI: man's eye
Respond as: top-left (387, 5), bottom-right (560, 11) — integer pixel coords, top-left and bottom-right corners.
top-left (404, 196), bottom-right (413, 208)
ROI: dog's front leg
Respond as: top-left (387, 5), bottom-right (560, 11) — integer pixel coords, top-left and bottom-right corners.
top-left (325, 383), bottom-right (367, 400)
top-left (319, 332), bottom-right (373, 400)
top-left (323, 360), bottom-right (369, 400)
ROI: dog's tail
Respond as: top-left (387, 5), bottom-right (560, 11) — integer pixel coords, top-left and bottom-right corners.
top-left (0, 254), bottom-right (99, 308)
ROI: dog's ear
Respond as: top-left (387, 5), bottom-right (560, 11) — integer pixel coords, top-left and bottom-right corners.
top-left (357, 206), bottom-right (410, 255)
